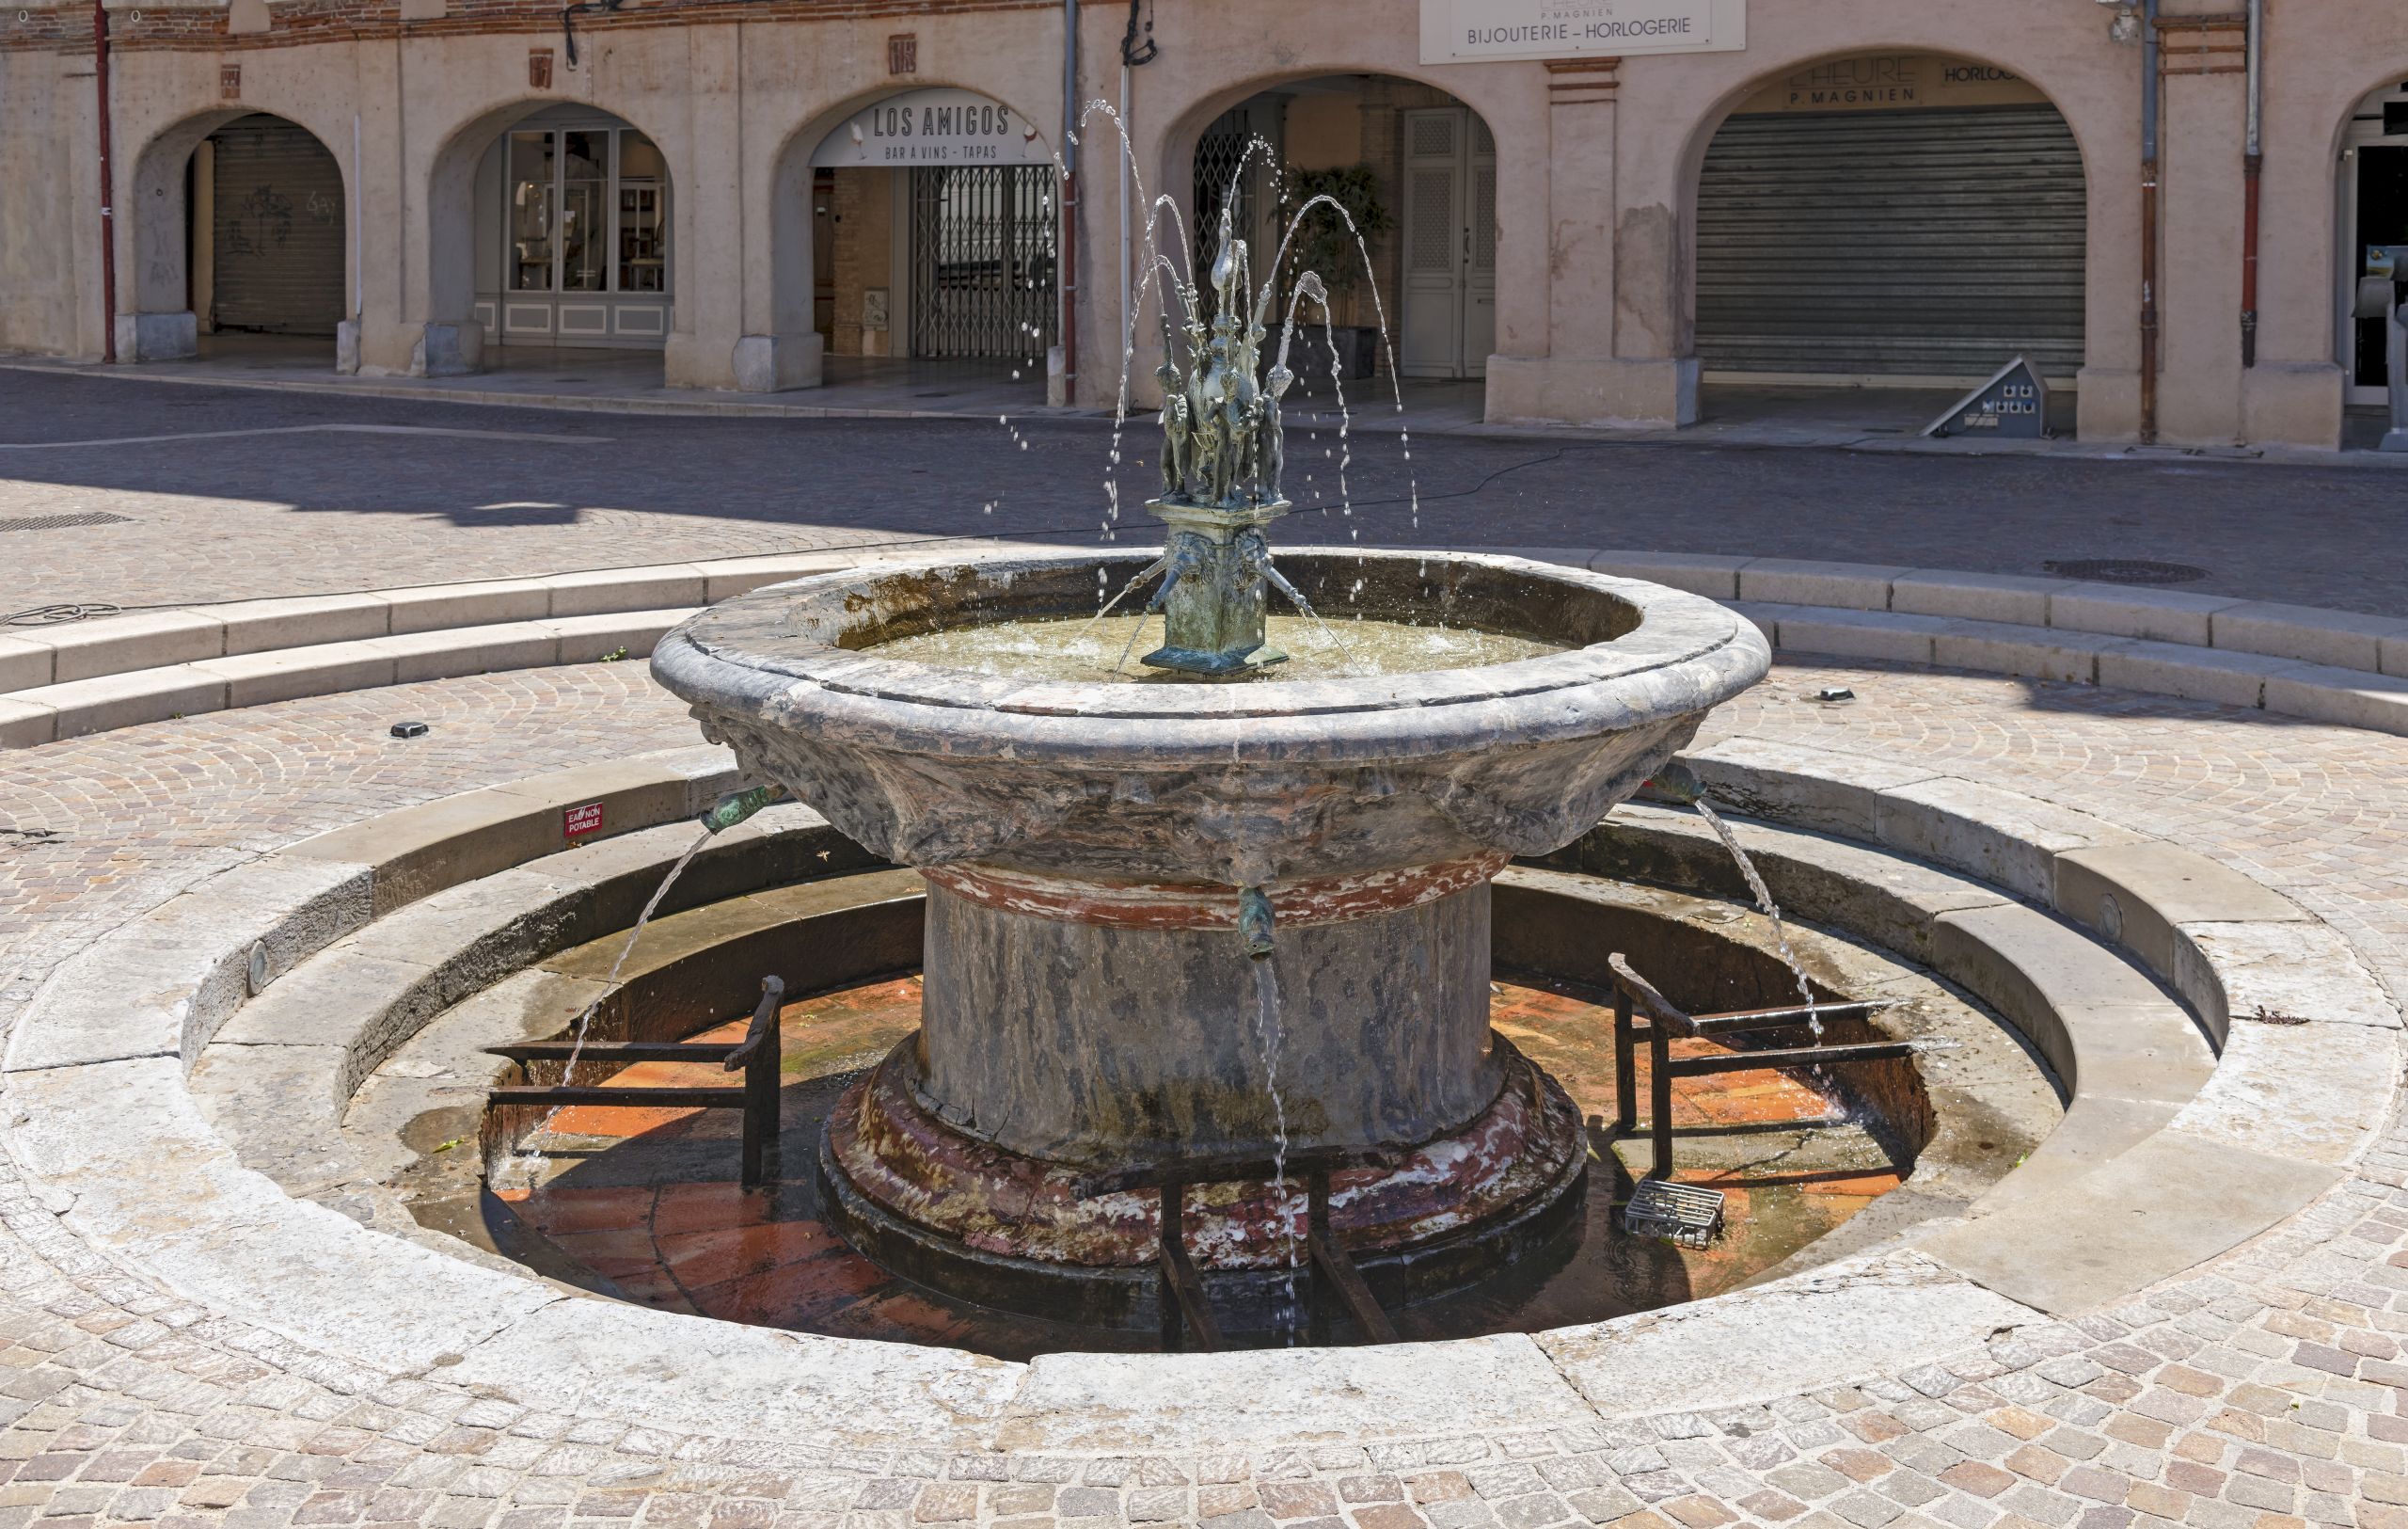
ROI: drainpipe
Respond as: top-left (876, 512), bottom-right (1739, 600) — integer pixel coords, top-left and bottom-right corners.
top-left (1119, 61), bottom-right (1131, 388)
top-left (1121, 0), bottom-right (1160, 411)
top-left (1117, 1), bottom-right (1157, 416)
top-left (353, 115), bottom-right (365, 325)
top-left (2140, 0), bottom-right (2160, 442)
top-left (1060, 0), bottom-right (1079, 406)
top-left (2240, 0), bottom-right (2262, 368)
top-left (94, 0), bottom-right (117, 363)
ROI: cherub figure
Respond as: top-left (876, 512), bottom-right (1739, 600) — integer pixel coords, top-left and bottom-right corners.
top-left (1159, 393), bottom-right (1190, 498)
top-left (1260, 360), bottom-right (1294, 501)
top-left (1190, 394), bottom-right (1227, 505)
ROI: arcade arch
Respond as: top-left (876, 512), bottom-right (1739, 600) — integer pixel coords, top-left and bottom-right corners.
top-left (1170, 74), bottom-right (1498, 418)
top-left (129, 109), bottom-right (349, 364)
top-left (774, 85), bottom-right (1059, 380)
top-left (1688, 51), bottom-right (2090, 392)
top-left (2335, 76), bottom-right (2408, 411)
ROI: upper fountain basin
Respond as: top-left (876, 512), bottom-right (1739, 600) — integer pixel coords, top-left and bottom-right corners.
top-left (651, 549), bottom-right (1769, 886)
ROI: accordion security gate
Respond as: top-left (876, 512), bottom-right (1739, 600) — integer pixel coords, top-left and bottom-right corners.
top-left (908, 166), bottom-right (1060, 361)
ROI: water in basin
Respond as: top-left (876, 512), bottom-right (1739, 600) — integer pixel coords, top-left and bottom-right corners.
top-left (870, 613), bottom-right (1567, 682)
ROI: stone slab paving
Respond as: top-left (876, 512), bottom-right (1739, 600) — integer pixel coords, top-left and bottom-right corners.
top-left (1, 658), bottom-right (2407, 1529)
top-left (1, 372), bottom-right (2405, 619)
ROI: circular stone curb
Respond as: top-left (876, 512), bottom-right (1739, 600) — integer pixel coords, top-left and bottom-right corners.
top-left (4, 732), bottom-right (2397, 1457)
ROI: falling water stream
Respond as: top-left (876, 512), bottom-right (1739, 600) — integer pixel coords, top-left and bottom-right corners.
top-left (1691, 799), bottom-right (1824, 1043)
top-left (1250, 959), bottom-right (1304, 1340)
top-left (509, 825), bottom-right (716, 1187)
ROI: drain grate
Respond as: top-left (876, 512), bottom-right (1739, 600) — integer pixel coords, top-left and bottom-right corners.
top-left (1623, 1179), bottom-right (1726, 1249)
top-left (2041, 558), bottom-right (2210, 586)
top-left (0, 511), bottom-right (135, 534)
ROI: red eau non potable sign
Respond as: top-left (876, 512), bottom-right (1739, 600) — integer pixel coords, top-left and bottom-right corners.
top-left (565, 802), bottom-right (606, 840)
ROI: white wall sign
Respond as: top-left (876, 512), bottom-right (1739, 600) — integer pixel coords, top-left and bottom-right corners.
top-left (1420, 0), bottom-right (1745, 64)
top-left (811, 88), bottom-right (1053, 168)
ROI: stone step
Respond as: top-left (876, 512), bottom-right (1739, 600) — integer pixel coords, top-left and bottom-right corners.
top-left (8, 549), bottom-right (2408, 748)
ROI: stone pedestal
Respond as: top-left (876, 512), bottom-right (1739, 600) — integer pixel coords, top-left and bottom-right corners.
top-left (725, 332), bottom-right (824, 393)
top-left (1143, 498), bottom-right (1290, 675)
top-left (410, 321), bottom-right (483, 377)
top-left (114, 311), bottom-right (198, 362)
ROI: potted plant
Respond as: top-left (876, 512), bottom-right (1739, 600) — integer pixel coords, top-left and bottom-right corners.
top-left (1276, 165), bottom-right (1394, 386)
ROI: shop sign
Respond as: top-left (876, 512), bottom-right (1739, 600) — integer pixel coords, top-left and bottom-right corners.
top-left (1420, 0), bottom-right (1745, 64)
top-left (1731, 54), bottom-right (2047, 116)
top-left (811, 88), bottom-right (1052, 168)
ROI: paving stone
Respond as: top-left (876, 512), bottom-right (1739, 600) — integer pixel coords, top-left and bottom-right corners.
top-left (1, 641), bottom-right (2407, 1529)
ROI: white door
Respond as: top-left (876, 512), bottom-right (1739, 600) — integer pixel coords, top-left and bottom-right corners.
top-left (1465, 114), bottom-right (1497, 379)
top-left (1401, 107), bottom-right (1497, 379)
top-left (2339, 87), bottom-right (2408, 407)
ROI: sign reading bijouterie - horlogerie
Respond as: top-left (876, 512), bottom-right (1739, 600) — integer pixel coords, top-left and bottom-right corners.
top-left (811, 88), bottom-right (1053, 168)
top-left (1419, 0), bottom-right (1746, 63)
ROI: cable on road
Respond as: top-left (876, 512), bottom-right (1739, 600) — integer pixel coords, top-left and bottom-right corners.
top-left (5, 603), bottom-right (122, 628)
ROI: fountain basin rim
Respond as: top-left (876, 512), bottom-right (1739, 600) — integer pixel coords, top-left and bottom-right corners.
top-left (654, 549), bottom-right (1768, 736)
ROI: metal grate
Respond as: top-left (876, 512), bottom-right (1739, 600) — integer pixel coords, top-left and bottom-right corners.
top-left (1191, 105), bottom-right (1277, 282)
top-left (2041, 559), bottom-right (2210, 585)
top-left (1411, 113), bottom-right (1459, 159)
top-left (0, 512), bottom-right (134, 534)
top-left (909, 166), bottom-right (1059, 361)
top-left (1623, 1179), bottom-right (1726, 1250)
top-left (1409, 169), bottom-right (1456, 272)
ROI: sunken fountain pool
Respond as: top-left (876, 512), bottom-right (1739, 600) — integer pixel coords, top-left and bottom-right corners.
top-left (420, 810), bottom-right (2058, 1357)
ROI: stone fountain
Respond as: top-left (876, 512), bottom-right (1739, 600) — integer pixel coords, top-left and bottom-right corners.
top-left (649, 213), bottom-right (1771, 1330)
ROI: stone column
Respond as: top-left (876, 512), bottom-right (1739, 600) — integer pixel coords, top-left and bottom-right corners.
top-left (1486, 58), bottom-right (1697, 429)
top-left (728, 30), bottom-right (822, 394)
top-left (2153, 11), bottom-right (2247, 445)
top-left (663, 25), bottom-right (749, 391)
top-left (914, 862), bottom-right (1503, 1167)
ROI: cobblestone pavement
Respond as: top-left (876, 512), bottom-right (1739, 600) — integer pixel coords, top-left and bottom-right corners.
top-left (4, 659), bottom-right (2408, 1529)
top-left (3, 371), bottom-right (2406, 620)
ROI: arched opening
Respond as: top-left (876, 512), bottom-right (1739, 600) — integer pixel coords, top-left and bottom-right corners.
top-left (192, 114), bottom-right (348, 345)
top-left (2335, 75), bottom-right (2408, 443)
top-left (783, 86), bottom-right (1058, 404)
top-left (125, 110), bottom-right (349, 368)
top-left (1180, 75), bottom-right (1497, 431)
top-left (1690, 51), bottom-right (2087, 433)
top-left (469, 105), bottom-right (673, 363)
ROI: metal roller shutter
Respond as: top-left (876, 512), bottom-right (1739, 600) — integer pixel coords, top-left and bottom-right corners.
top-left (1696, 105), bottom-right (2086, 381)
top-left (209, 117), bottom-right (345, 337)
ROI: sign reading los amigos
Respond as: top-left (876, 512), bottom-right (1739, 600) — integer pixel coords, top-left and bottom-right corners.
top-left (1420, 0), bottom-right (1746, 63)
top-left (811, 88), bottom-right (1054, 168)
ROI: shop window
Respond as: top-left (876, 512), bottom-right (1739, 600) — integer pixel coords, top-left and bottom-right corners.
top-left (501, 124), bottom-right (672, 299)
top-left (618, 133), bottom-right (668, 294)
top-left (508, 132), bottom-right (555, 292)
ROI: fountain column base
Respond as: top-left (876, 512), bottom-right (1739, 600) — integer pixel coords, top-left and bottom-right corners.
top-left (818, 1034), bottom-right (1588, 1331)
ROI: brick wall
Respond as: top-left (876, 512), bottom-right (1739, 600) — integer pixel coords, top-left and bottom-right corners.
top-left (6, 0), bottom-right (1051, 56)
top-left (829, 167), bottom-right (895, 358)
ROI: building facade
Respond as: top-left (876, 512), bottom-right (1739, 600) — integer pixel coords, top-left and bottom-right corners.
top-left (7, 0), bottom-right (2406, 449)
